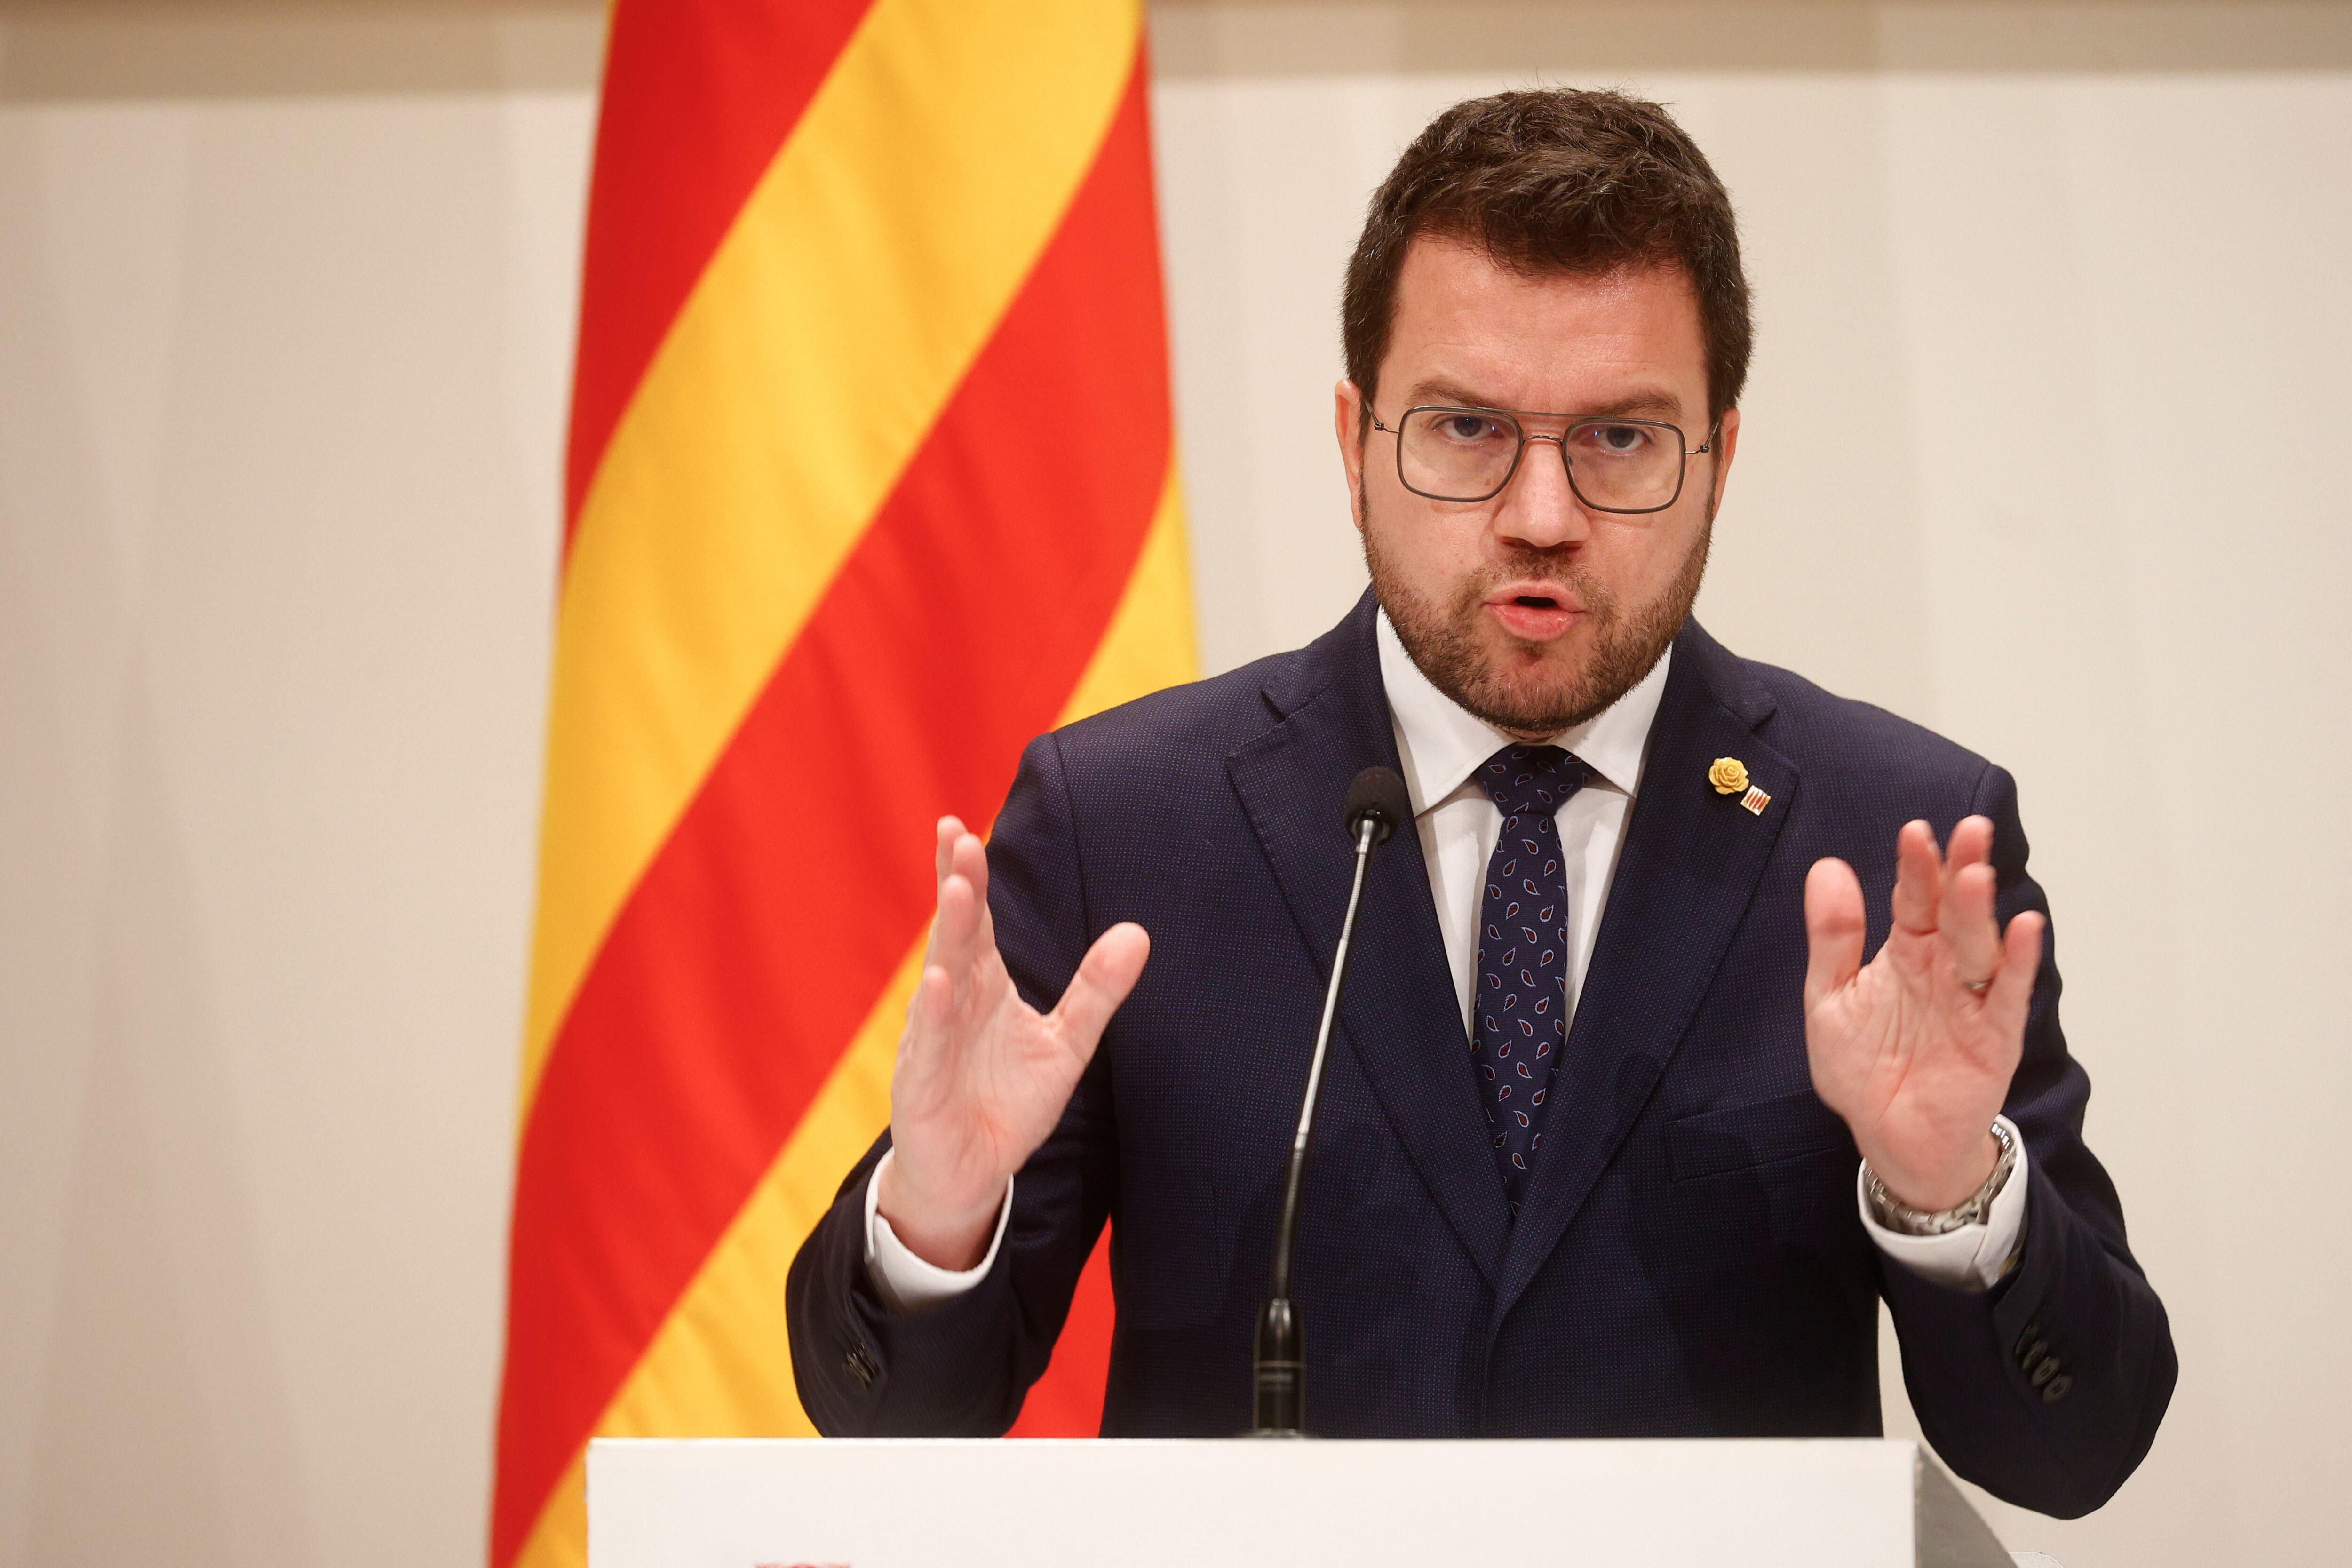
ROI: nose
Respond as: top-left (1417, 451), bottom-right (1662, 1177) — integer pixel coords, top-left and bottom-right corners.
top-left (1493, 431), bottom-right (1591, 550)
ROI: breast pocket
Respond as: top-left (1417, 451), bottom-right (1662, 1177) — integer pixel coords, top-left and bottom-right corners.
top-left (1665, 1089), bottom-right (1853, 1183)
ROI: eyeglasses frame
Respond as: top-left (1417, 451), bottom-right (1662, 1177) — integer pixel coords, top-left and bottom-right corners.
top-left (1369, 404), bottom-right (1720, 513)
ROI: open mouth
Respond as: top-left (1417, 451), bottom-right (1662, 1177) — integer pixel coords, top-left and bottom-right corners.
top-left (1482, 583), bottom-right (1582, 642)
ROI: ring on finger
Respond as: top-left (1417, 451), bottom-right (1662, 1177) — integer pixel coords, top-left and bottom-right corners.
top-left (1953, 967), bottom-right (1993, 995)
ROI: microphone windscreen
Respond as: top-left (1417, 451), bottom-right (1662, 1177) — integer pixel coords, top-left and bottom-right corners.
top-left (1343, 766), bottom-right (1412, 847)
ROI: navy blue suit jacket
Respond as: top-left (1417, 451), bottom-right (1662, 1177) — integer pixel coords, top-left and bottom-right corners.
top-left (787, 594), bottom-right (2175, 1515)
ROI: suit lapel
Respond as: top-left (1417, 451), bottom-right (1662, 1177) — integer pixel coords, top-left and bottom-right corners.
top-left (1226, 594), bottom-right (1512, 1289)
top-left (1493, 622), bottom-right (1797, 1323)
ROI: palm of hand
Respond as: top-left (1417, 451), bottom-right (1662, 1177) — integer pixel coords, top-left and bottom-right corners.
top-left (1803, 817), bottom-right (2043, 1210)
top-left (881, 819), bottom-right (1150, 1262)
top-left (892, 939), bottom-right (1093, 1213)
top-left (1808, 920), bottom-right (2018, 1169)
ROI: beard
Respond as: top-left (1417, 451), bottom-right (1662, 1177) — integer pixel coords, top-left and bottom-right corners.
top-left (1363, 497), bottom-right (1712, 737)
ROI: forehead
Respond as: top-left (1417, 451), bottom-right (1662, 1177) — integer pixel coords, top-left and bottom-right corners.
top-left (1384, 234), bottom-right (1708, 419)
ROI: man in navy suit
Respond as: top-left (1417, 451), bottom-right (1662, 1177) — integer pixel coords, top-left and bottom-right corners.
top-left (787, 88), bottom-right (2174, 1514)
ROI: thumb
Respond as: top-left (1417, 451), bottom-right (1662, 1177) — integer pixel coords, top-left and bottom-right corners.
top-left (1804, 856), bottom-right (1866, 1012)
top-left (1047, 922), bottom-right (1151, 1061)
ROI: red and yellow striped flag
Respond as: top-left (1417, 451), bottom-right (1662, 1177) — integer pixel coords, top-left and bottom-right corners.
top-left (490, 2), bottom-right (1194, 1563)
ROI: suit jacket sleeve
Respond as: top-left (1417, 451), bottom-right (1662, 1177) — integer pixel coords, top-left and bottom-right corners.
top-left (1880, 763), bottom-right (2178, 1516)
top-left (786, 731), bottom-right (1118, 1435)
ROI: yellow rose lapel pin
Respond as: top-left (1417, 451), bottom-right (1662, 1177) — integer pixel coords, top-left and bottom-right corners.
top-left (1709, 756), bottom-right (1771, 816)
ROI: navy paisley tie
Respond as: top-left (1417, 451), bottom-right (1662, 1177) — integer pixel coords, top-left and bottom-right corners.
top-left (1471, 743), bottom-right (1593, 1216)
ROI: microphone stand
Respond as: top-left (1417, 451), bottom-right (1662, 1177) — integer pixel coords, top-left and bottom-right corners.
top-left (1252, 811), bottom-right (1382, 1436)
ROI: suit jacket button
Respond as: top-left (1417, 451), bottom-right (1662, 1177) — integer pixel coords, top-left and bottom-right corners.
top-left (2042, 1373), bottom-right (2073, 1403)
top-left (843, 1345), bottom-right (877, 1388)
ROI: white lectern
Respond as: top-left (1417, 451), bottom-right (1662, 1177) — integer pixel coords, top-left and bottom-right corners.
top-left (589, 1436), bottom-right (2029, 1567)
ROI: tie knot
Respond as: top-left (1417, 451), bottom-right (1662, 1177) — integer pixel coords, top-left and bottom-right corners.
top-left (1476, 743), bottom-right (1590, 820)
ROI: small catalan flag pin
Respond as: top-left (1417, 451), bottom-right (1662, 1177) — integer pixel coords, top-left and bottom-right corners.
top-left (1741, 786), bottom-right (1771, 816)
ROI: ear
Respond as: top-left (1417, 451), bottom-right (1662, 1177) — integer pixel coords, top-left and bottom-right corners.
top-left (1705, 406), bottom-right (1741, 517)
top-left (1335, 379), bottom-right (1368, 534)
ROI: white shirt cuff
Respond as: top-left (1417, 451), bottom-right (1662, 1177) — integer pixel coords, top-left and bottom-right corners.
top-left (1857, 1115), bottom-right (2030, 1292)
top-left (861, 1149), bottom-right (1014, 1314)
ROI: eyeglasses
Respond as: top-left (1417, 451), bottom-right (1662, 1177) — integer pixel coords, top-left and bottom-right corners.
top-left (1369, 405), bottom-right (1717, 513)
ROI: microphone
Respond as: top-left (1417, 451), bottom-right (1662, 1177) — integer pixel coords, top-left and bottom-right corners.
top-left (1252, 764), bottom-right (1411, 1436)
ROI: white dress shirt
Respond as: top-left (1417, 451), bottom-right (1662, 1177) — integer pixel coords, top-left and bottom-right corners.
top-left (1375, 608), bottom-right (1665, 1037)
top-left (866, 610), bottom-right (2026, 1310)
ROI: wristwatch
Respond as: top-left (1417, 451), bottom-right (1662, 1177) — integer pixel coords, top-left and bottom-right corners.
top-left (1862, 1118), bottom-right (2017, 1236)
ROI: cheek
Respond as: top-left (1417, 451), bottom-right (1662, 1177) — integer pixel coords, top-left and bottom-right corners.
top-left (1367, 497), bottom-right (1492, 587)
top-left (1590, 515), bottom-right (1702, 593)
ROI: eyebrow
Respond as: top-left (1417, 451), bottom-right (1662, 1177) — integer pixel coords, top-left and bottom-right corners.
top-left (1404, 378), bottom-right (1688, 423)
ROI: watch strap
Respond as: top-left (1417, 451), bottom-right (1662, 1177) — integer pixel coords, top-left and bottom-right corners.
top-left (1862, 1117), bottom-right (2018, 1236)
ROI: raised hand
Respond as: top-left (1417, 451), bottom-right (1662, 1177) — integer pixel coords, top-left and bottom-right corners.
top-left (1802, 816), bottom-right (2045, 1212)
top-left (876, 817), bottom-right (1151, 1269)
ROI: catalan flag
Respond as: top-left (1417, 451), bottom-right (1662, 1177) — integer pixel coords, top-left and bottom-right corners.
top-left (489, 2), bottom-right (1195, 1563)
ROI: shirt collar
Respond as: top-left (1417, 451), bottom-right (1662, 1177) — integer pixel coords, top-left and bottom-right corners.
top-left (1375, 606), bottom-right (1672, 816)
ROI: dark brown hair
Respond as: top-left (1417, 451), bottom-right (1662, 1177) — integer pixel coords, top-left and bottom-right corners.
top-left (1341, 88), bottom-right (1752, 432)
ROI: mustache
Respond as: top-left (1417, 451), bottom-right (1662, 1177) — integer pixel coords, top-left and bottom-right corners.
top-left (1458, 552), bottom-right (1615, 615)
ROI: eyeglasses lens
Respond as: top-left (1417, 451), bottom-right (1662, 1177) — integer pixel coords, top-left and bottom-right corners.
top-left (1397, 408), bottom-right (1686, 511)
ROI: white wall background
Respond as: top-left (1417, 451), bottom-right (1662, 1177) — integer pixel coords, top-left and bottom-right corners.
top-left (3, 3), bottom-right (2347, 1565)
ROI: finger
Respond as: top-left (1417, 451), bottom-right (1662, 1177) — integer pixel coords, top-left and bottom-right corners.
top-left (1942, 860), bottom-right (2003, 993)
top-left (929, 833), bottom-right (989, 950)
top-left (1048, 922), bottom-right (1152, 1062)
top-left (1803, 857), bottom-right (1866, 1012)
top-left (1986, 908), bottom-right (2044, 1022)
top-left (930, 867), bottom-right (984, 984)
top-left (922, 818), bottom-right (969, 967)
top-left (1889, 820), bottom-right (1945, 935)
top-left (950, 828), bottom-right (989, 902)
top-left (898, 963), bottom-right (956, 1079)
top-left (933, 816), bottom-right (966, 889)
top-left (1945, 814), bottom-right (1994, 876)
top-left (948, 830), bottom-right (998, 954)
